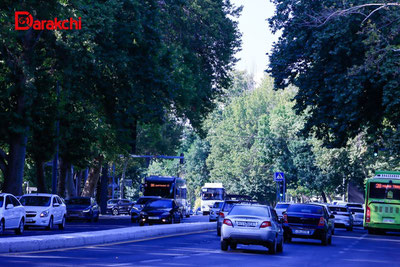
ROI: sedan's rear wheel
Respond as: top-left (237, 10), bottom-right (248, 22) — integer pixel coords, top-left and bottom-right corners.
top-left (277, 238), bottom-right (283, 253)
top-left (221, 240), bottom-right (229, 251)
top-left (15, 219), bottom-right (24, 235)
top-left (321, 232), bottom-right (329, 246)
top-left (268, 239), bottom-right (277, 255)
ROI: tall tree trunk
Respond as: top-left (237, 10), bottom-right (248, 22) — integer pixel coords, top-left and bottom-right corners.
top-left (81, 156), bottom-right (103, 197)
top-left (99, 164), bottom-right (109, 214)
top-left (321, 191), bottom-right (328, 203)
top-left (66, 162), bottom-right (76, 198)
top-left (75, 171), bottom-right (82, 196)
top-left (35, 158), bottom-right (47, 193)
top-left (3, 134), bottom-right (27, 195)
top-left (58, 159), bottom-right (67, 198)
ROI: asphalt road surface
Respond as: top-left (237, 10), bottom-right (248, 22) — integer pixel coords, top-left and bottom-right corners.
top-left (1, 227), bottom-right (399, 266)
top-left (0, 214), bottom-right (209, 238)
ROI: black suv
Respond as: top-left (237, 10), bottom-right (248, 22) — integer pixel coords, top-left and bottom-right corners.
top-left (282, 203), bottom-right (335, 245)
top-left (106, 199), bottom-right (133, 215)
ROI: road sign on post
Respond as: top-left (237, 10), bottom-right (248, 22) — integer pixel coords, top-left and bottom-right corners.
top-left (274, 172), bottom-right (285, 202)
top-left (274, 172), bottom-right (285, 182)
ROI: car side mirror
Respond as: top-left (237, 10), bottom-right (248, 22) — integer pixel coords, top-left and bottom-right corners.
top-left (53, 203), bottom-right (60, 207)
top-left (6, 204), bottom-right (14, 209)
top-left (330, 214), bottom-right (335, 219)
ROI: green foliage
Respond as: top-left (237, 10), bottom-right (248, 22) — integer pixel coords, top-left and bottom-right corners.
top-left (0, 0), bottom-right (241, 193)
top-left (268, 0), bottom-right (400, 149)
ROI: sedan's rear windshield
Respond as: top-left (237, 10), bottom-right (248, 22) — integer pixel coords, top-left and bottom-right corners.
top-left (20, 196), bottom-right (51, 207)
top-left (287, 204), bottom-right (323, 214)
top-left (0, 196), bottom-right (3, 207)
top-left (147, 200), bottom-right (172, 208)
top-left (276, 204), bottom-right (290, 209)
top-left (67, 198), bottom-right (90, 205)
top-left (213, 202), bottom-right (223, 208)
top-left (329, 207), bottom-right (348, 212)
top-left (229, 206), bottom-right (270, 217)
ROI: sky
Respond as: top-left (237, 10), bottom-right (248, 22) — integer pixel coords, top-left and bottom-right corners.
top-left (231, 0), bottom-right (279, 82)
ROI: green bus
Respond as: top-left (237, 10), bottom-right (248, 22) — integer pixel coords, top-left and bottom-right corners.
top-left (364, 171), bottom-right (400, 234)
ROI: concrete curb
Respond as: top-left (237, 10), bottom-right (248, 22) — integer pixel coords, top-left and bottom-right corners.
top-left (0, 222), bottom-right (216, 253)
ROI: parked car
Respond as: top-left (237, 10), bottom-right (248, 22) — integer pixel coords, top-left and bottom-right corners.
top-left (130, 196), bottom-right (161, 223)
top-left (20, 193), bottom-right (66, 230)
top-left (106, 199), bottom-right (133, 215)
top-left (139, 199), bottom-right (181, 226)
top-left (275, 202), bottom-right (290, 219)
top-left (66, 197), bottom-right (100, 222)
top-left (220, 204), bottom-right (284, 254)
top-left (0, 193), bottom-right (26, 235)
top-left (282, 203), bottom-right (334, 245)
top-left (328, 205), bottom-right (353, 231)
top-left (209, 201), bottom-right (223, 222)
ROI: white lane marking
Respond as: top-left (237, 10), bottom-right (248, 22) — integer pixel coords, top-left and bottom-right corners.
top-left (148, 253), bottom-right (184, 256)
top-left (343, 259), bottom-right (393, 264)
top-left (140, 259), bottom-right (163, 263)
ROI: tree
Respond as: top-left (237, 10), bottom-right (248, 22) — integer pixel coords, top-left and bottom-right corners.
top-left (268, 0), bottom-right (400, 149)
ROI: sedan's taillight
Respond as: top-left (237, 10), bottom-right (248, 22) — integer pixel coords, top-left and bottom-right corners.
top-left (260, 221), bottom-right (271, 228)
top-left (318, 217), bottom-right (325, 227)
top-left (223, 219), bottom-right (233, 227)
top-left (366, 206), bottom-right (371, 223)
top-left (283, 214), bottom-right (288, 224)
top-left (219, 212), bottom-right (225, 218)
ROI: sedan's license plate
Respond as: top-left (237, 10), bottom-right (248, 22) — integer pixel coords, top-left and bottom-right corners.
top-left (293, 229), bottom-right (310, 235)
top-left (148, 216), bottom-right (159, 220)
top-left (237, 221), bottom-right (256, 227)
top-left (383, 218), bottom-right (395, 223)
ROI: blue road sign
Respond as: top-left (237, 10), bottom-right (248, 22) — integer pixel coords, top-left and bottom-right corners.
top-left (274, 172), bottom-right (285, 182)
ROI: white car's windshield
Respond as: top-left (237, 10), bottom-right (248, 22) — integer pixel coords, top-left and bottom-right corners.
top-left (20, 196), bottom-right (51, 207)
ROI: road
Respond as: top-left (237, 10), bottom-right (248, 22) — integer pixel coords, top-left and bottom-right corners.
top-left (1, 227), bottom-right (399, 266)
top-left (1, 214), bottom-right (209, 238)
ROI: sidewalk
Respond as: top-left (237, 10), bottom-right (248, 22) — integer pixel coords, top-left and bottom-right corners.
top-left (0, 222), bottom-right (216, 253)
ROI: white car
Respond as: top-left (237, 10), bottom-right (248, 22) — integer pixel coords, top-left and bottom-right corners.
top-left (0, 193), bottom-right (26, 235)
top-left (20, 193), bottom-right (66, 230)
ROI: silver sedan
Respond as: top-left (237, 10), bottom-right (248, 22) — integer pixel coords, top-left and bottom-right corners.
top-left (221, 204), bottom-right (284, 254)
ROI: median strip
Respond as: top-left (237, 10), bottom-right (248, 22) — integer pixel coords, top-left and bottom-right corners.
top-left (0, 222), bottom-right (216, 253)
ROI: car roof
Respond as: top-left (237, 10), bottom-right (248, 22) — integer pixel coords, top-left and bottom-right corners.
top-left (22, 193), bottom-right (56, 197)
top-left (328, 205), bottom-right (347, 208)
top-left (232, 204), bottom-right (270, 208)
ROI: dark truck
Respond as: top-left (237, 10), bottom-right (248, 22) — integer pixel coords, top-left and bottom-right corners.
top-left (282, 203), bottom-right (335, 245)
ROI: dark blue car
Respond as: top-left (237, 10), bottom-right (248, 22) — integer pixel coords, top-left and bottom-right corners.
top-left (66, 197), bottom-right (100, 222)
top-left (282, 203), bottom-right (335, 245)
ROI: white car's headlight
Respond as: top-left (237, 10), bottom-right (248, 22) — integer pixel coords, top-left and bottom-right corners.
top-left (40, 210), bottom-right (49, 217)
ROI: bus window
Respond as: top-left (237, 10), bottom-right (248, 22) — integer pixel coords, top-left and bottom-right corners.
top-left (370, 182), bottom-right (400, 200)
